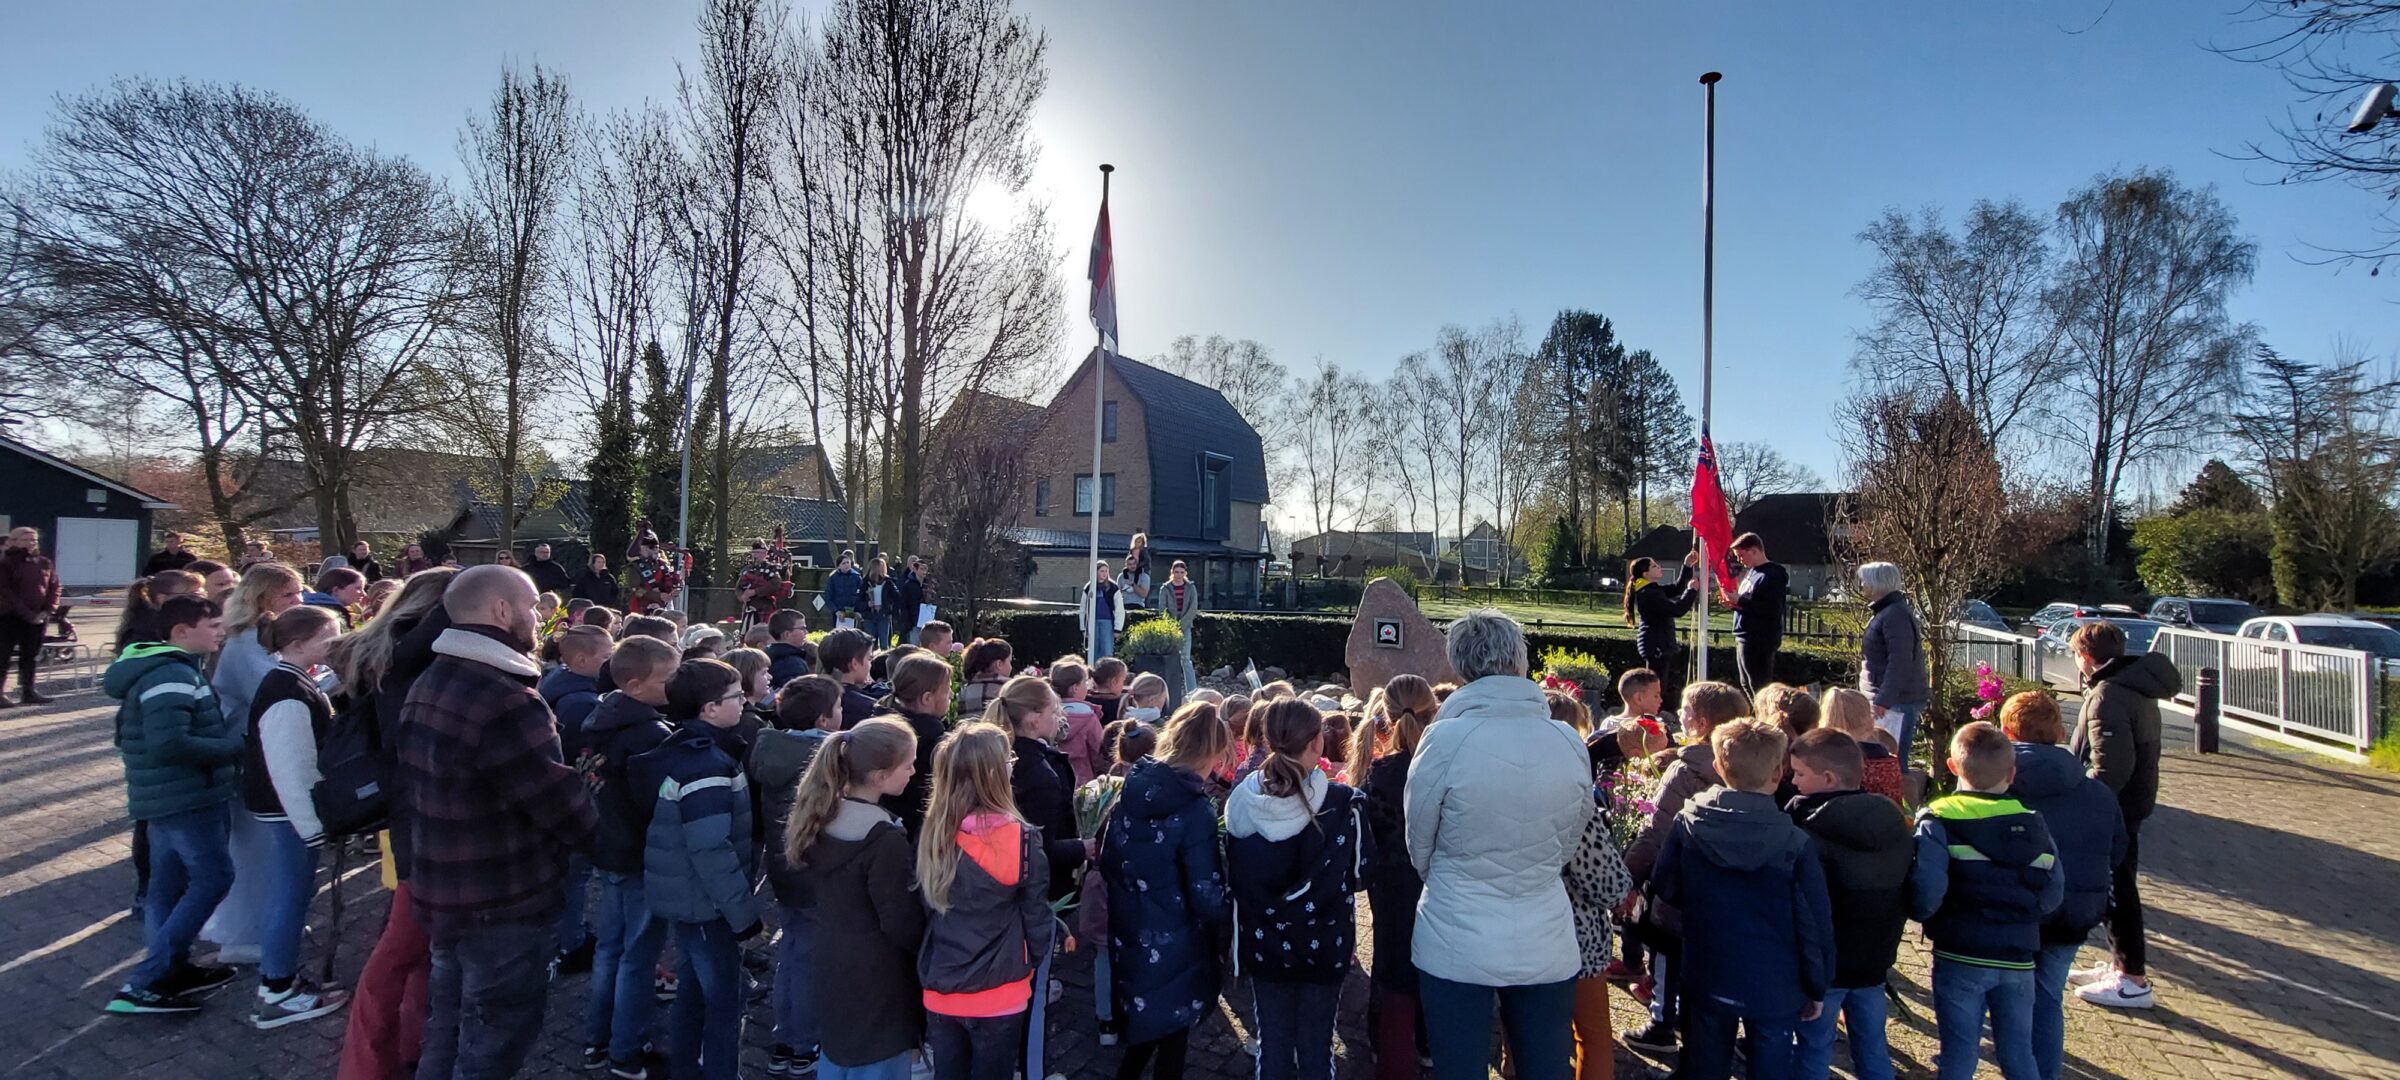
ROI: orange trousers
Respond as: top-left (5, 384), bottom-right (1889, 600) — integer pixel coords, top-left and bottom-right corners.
top-left (1571, 977), bottom-right (1614, 1080)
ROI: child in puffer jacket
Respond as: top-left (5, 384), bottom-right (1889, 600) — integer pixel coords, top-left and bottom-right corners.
top-left (1075, 720), bottom-right (1158, 1047)
top-left (916, 722), bottom-right (1054, 1080)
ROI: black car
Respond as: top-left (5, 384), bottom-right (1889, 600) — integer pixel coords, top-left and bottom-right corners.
top-left (2147, 596), bottom-right (2263, 636)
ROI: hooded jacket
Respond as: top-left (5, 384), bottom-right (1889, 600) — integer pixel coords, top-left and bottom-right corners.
top-left (751, 727), bottom-right (830, 909)
top-left (2008, 742), bottom-right (2127, 945)
top-left (918, 814), bottom-right (1055, 1013)
top-left (1649, 787), bottom-right (1835, 1017)
top-left (2074, 652), bottom-right (2177, 823)
top-left (108, 644), bottom-right (243, 822)
top-left (1860, 591), bottom-right (1930, 708)
top-left (1909, 791), bottom-right (2065, 969)
top-left (1625, 739), bottom-right (1724, 883)
top-left (398, 625), bottom-right (598, 935)
top-left (796, 798), bottom-right (924, 1066)
top-left (539, 665), bottom-right (602, 741)
top-left (1225, 771), bottom-right (1369, 984)
top-left (1099, 759), bottom-right (1229, 1046)
top-left (568, 691), bottom-right (676, 875)
top-left (1786, 789), bottom-right (1914, 988)
top-left (211, 626), bottom-right (277, 731)
top-left (822, 565), bottom-right (864, 614)
top-left (765, 640), bottom-right (814, 688)
top-left (1405, 675), bottom-right (1594, 987)
top-left (632, 722), bottom-right (758, 931)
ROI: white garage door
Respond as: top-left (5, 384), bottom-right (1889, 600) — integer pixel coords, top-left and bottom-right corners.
top-left (54, 518), bottom-right (139, 588)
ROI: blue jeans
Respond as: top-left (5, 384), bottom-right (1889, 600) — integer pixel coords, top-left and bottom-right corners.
top-left (774, 904), bottom-right (820, 1052)
top-left (1931, 957), bottom-right (2038, 1080)
top-left (1418, 971), bottom-right (1574, 1080)
top-left (1796, 984), bottom-right (1893, 1080)
top-left (417, 922), bottom-right (552, 1080)
top-left (1254, 978), bottom-right (1341, 1080)
top-left (1094, 939), bottom-right (1114, 1025)
top-left (131, 803), bottom-right (236, 991)
top-left (255, 815), bottom-right (319, 982)
top-left (671, 919), bottom-right (745, 1080)
top-left (1025, 943), bottom-right (1054, 1080)
top-left (586, 871), bottom-right (668, 1063)
top-left (865, 613), bottom-right (891, 649)
top-left (820, 1052), bottom-right (913, 1080)
top-left (1092, 620), bottom-right (1115, 659)
top-left (2032, 942), bottom-right (2081, 1080)
top-left (555, 856), bottom-right (593, 952)
top-left (1680, 994), bottom-right (1798, 1080)
top-left (1885, 704), bottom-right (1924, 769)
top-left (927, 1011), bottom-right (1025, 1080)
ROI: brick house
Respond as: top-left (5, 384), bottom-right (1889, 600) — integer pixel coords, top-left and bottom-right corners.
top-left (1012, 349), bottom-right (1270, 604)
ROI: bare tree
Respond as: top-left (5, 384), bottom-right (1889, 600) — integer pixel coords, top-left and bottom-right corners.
top-left (1715, 441), bottom-right (1826, 515)
top-left (1394, 350), bottom-right (1449, 554)
top-left (928, 433), bottom-right (1027, 635)
top-left (2047, 170), bottom-right (2256, 564)
top-left (564, 106), bottom-right (676, 562)
top-left (810, 0), bottom-right (1061, 553)
top-left (1853, 201), bottom-right (2065, 448)
top-left (2218, 2), bottom-right (2400, 263)
top-left (439, 63), bottom-right (579, 551)
top-left (1840, 389), bottom-right (2010, 785)
top-left (1433, 322), bottom-right (1505, 564)
top-left (1294, 359), bottom-right (1370, 561)
top-left (22, 79), bottom-right (465, 550)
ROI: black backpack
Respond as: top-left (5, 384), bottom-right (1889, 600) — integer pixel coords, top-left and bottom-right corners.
top-left (312, 697), bottom-right (390, 838)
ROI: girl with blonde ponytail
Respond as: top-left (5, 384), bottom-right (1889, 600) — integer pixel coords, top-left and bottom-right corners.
top-left (780, 718), bottom-right (924, 1080)
top-left (915, 722), bottom-right (1055, 1080)
top-left (1356, 673), bottom-right (1438, 1080)
top-left (1224, 697), bottom-right (1368, 1080)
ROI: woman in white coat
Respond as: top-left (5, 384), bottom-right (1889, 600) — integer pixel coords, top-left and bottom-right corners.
top-left (1405, 609), bottom-right (1594, 1080)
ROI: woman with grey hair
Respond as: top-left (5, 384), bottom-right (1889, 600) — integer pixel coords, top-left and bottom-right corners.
top-left (1404, 609), bottom-right (1593, 1080)
top-left (1856, 561), bottom-right (1929, 762)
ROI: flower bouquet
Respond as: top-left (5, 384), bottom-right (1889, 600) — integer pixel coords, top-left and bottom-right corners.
top-left (1970, 662), bottom-right (2005, 721)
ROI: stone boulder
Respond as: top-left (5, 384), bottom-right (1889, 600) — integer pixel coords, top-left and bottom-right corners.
top-left (1346, 577), bottom-right (1458, 695)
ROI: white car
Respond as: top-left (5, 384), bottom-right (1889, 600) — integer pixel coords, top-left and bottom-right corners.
top-left (2233, 615), bottom-right (2400, 675)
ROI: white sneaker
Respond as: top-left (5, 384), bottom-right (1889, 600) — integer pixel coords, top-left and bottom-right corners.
top-left (250, 980), bottom-right (351, 1029)
top-left (2074, 974), bottom-right (2155, 1009)
top-left (2064, 962), bottom-right (2117, 990)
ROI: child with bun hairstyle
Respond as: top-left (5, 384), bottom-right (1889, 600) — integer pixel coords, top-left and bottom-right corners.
top-left (240, 604), bottom-right (351, 1028)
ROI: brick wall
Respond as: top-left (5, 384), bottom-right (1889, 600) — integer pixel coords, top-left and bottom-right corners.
top-left (1024, 365), bottom-right (1151, 533)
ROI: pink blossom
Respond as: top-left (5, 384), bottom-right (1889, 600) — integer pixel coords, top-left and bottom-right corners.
top-left (1971, 702), bottom-right (1996, 720)
top-left (1635, 799), bottom-right (1656, 815)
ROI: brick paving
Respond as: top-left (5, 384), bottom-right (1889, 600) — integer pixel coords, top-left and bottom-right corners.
top-left (2, 675), bottom-right (2396, 1079)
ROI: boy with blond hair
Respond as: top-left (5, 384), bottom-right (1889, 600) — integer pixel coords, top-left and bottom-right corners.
top-left (1648, 719), bottom-right (1835, 1078)
top-left (1910, 722), bottom-right (2065, 1080)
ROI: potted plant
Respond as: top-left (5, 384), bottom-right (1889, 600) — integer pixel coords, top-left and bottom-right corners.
top-left (1119, 615), bottom-right (1189, 714)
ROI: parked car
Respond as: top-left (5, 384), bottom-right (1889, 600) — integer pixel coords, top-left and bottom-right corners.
top-left (2147, 597), bottom-right (2262, 635)
top-left (2340, 611), bottom-right (2400, 633)
top-left (2024, 602), bottom-right (2094, 637)
top-left (2037, 616), bottom-right (2167, 687)
top-left (2234, 616), bottom-right (2400, 675)
top-left (1952, 599), bottom-right (2010, 633)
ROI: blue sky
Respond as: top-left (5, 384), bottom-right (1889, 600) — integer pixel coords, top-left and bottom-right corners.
top-left (6, 0), bottom-right (2393, 496)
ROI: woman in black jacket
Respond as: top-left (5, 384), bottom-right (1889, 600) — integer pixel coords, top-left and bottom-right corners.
top-left (980, 675), bottom-right (1087, 900)
top-left (1351, 675), bottom-right (1437, 1080)
top-left (1622, 552), bottom-right (1701, 710)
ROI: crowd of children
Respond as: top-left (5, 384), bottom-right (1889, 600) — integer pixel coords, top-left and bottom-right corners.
top-left (96, 561), bottom-right (2150, 1080)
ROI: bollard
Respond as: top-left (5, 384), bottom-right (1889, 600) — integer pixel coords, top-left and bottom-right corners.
top-left (2193, 666), bottom-right (2221, 754)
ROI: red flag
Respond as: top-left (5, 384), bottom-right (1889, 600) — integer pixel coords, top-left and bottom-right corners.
top-left (1088, 196), bottom-right (1118, 351)
top-left (1691, 428), bottom-right (1736, 593)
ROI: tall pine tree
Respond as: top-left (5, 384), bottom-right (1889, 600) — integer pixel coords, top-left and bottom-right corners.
top-left (636, 340), bottom-right (685, 543)
top-left (587, 348), bottom-right (642, 569)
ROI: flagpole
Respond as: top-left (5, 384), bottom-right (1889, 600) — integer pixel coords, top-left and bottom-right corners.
top-left (1087, 163), bottom-right (1114, 657)
top-left (1693, 71), bottom-right (1720, 684)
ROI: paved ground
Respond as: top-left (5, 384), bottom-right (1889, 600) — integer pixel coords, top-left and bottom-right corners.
top-left (1, 670), bottom-right (2396, 1079)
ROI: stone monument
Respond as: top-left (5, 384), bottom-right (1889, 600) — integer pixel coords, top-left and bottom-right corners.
top-left (1346, 577), bottom-right (1458, 694)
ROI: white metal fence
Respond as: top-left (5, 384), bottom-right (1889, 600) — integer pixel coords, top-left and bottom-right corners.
top-left (1950, 623), bottom-right (2048, 685)
top-left (2150, 628), bottom-right (2380, 758)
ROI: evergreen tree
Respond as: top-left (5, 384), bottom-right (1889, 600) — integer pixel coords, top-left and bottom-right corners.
top-left (636, 339), bottom-right (684, 542)
top-left (1620, 349), bottom-right (1695, 535)
top-left (2173, 459), bottom-right (2262, 515)
top-left (587, 351), bottom-right (642, 569)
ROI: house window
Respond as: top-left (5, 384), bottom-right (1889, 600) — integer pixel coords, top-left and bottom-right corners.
top-left (1102, 401), bottom-right (1119, 443)
top-left (1034, 479), bottom-right (1051, 517)
top-left (1075, 473), bottom-right (1117, 516)
top-left (1197, 453), bottom-right (1232, 540)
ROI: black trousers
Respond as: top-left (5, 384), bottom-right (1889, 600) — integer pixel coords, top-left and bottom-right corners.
top-left (1638, 648), bottom-right (1687, 720)
top-left (1732, 633), bottom-right (1780, 698)
top-left (1115, 1028), bottom-right (1191, 1080)
top-left (2109, 817), bottom-right (2147, 977)
top-left (0, 617), bottom-right (39, 696)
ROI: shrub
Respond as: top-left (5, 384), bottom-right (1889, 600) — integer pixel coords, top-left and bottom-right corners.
top-left (1372, 565), bottom-right (1421, 596)
top-left (1118, 615), bottom-right (1186, 656)
top-left (1193, 613), bottom-right (1352, 677)
top-left (1535, 646), bottom-right (1609, 702)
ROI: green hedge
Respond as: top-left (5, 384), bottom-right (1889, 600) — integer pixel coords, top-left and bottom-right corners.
top-left (964, 608), bottom-right (1862, 694)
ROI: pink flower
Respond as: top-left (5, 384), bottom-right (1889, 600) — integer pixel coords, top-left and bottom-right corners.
top-left (1634, 799), bottom-right (1656, 815)
top-left (1971, 702), bottom-right (1996, 720)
